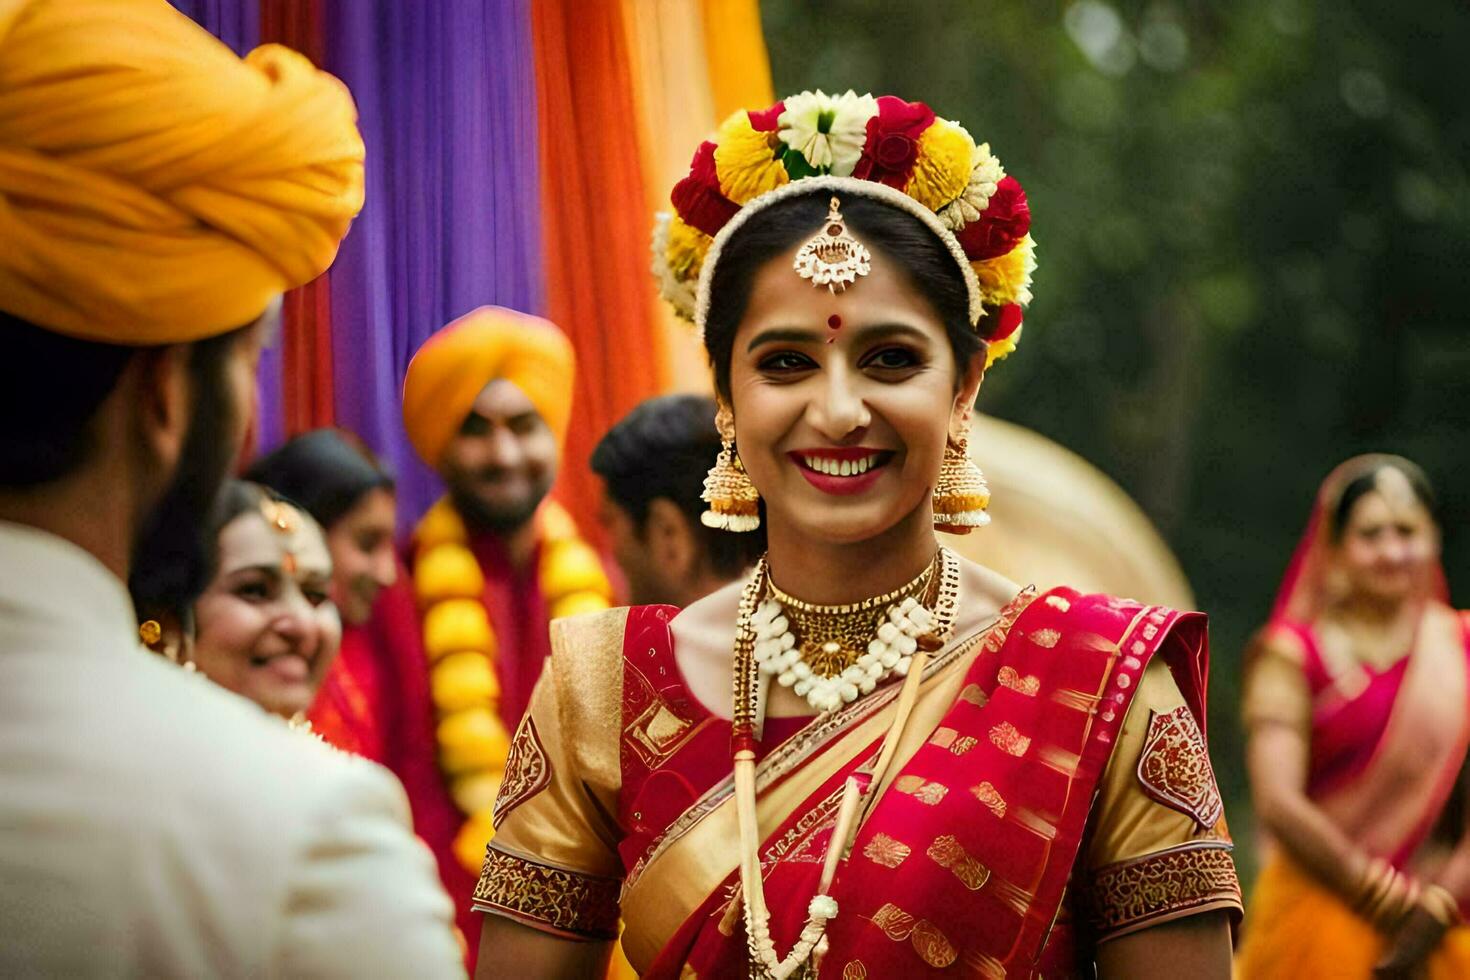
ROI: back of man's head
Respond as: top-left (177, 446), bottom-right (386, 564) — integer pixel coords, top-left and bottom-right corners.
top-left (0, 0), bottom-right (365, 590)
top-left (592, 394), bottom-right (766, 582)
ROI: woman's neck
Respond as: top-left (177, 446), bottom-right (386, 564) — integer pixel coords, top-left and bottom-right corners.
top-left (763, 506), bottom-right (938, 605)
top-left (1335, 590), bottom-right (1423, 628)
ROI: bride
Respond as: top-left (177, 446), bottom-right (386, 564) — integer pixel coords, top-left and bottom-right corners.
top-left (473, 90), bottom-right (1240, 979)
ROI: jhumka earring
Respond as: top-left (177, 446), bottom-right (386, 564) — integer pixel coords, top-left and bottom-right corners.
top-left (933, 409), bottom-right (991, 534)
top-left (701, 406), bottom-right (760, 532)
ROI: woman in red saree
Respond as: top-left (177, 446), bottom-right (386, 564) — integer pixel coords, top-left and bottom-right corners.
top-left (474, 91), bottom-right (1240, 978)
top-left (1238, 455), bottom-right (1470, 978)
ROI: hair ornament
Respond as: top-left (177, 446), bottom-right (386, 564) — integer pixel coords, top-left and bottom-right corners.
top-left (793, 197), bottom-right (871, 292)
top-left (652, 90), bottom-right (1036, 370)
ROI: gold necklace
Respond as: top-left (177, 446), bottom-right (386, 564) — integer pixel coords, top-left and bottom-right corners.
top-left (728, 547), bottom-right (961, 977)
top-left (765, 556), bottom-right (939, 678)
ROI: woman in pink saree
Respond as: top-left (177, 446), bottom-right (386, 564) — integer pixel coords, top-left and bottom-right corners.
top-left (1239, 455), bottom-right (1470, 978)
top-left (473, 90), bottom-right (1240, 978)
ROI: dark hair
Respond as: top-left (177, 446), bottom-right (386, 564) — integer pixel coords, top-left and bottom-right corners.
top-left (591, 394), bottom-right (766, 577)
top-left (702, 191), bottom-right (983, 401)
top-left (1331, 459), bottom-right (1439, 540)
top-left (0, 309), bottom-right (253, 487)
top-left (0, 310), bottom-right (138, 486)
top-left (244, 428), bottom-right (394, 531)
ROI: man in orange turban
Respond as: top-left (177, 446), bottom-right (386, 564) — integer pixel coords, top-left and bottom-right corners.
top-left (0, 2), bottom-right (462, 975)
top-left (368, 306), bottom-right (613, 967)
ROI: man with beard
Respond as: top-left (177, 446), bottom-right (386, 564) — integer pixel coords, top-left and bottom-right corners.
top-left (0, 2), bottom-right (462, 975)
top-left (372, 306), bottom-right (614, 966)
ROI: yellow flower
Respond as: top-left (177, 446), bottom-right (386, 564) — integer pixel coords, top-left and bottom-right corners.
top-left (550, 590), bottom-right (612, 621)
top-left (540, 539), bottom-right (611, 599)
top-left (452, 810), bottom-right (496, 874)
top-left (414, 497), bottom-right (468, 551)
top-left (450, 773), bottom-right (503, 817)
top-left (974, 234), bottom-right (1037, 308)
top-left (905, 119), bottom-right (975, 212)
top-left (430, 650), bottom-right (500, 713)
top-left (984, 323), bottom-right (1023, 369)
top-left (663, 214), bottom-right (710, 283)
top-left (437, 707), bottom-right (511, 774)
top-left (423, 598), bottom-right (496, 660)
top-left (414, 544), bottom-right (485, 606)
top-left (713, 109), bottom-right (789, 204)
top-left (538, 500), bottom-right (580, 543)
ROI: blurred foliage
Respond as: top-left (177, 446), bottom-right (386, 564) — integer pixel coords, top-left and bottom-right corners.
top-left (762, 0), bottom-right (1470, 881)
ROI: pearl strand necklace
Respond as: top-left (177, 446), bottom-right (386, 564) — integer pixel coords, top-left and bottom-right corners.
top-left (752, 555), bottom-right (942, 714)
top-left (730, 550), bottom-right (959, 979)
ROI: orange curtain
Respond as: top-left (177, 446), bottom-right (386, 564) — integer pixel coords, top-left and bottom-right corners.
top-left (260, 0), bottom-right (335, 436)
top-left (532, 0), bottom-right (664, 536)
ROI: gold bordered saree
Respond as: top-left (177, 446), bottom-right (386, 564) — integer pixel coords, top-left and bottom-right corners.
top-left (474, 588), bottom-right (1241, 977)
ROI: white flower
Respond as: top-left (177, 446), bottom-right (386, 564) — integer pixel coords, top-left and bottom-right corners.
top-left (650, 212), bottom-right (695, 320)
top-left (939, 139), bottom-right (1007, 231)
top-left (777, 90), bottom-right (879, 176)
top-left (808, 894), bottom-right (839, 920)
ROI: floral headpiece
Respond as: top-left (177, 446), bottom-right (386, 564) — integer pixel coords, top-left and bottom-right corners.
top-left (652, 90), bottom-right (1036, 368)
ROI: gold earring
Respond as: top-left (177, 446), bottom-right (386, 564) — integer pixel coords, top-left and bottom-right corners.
top-left (933, 417), bottom-right (991, 534)
top-left (702, 407), bottom-right (760, 532)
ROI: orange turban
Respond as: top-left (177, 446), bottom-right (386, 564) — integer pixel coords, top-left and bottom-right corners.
top-left (0, 0), bottom-right (365, 344)
top-left (402, 307), bottom-right (576, 468)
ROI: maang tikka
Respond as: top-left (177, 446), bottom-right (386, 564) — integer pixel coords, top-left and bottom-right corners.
top-left (793, 196), bottom-right (871, 292)
top-left (933, 406), bottom-right (991, 533)
top-left (701, 406), bottom-right (761, 532)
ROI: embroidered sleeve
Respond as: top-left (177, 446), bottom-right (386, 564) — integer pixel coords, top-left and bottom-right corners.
top-left (1080, 659), bottom-right (1242, 942)
top-left (472, 609), bottom-right (628, 940)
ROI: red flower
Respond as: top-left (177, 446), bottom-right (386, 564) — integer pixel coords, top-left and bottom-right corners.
top-left (955, 175), bottom-right (1031, 261)
top-left (746, 100), bottom-right (786, 133)
top-left (852, 95), bottom-right (936, 187)
top-left (671, 140), bottom-right (740, 238)
top-left (984, 303), bottom-right (1024, 342)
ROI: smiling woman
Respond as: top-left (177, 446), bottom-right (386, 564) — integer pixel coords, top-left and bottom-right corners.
top-left (188, 481), bottom-right (343, 720)
top-left (474, 91), bottom-right (1240, 980)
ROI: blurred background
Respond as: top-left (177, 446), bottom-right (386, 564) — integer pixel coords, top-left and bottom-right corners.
top-left (172, 0), bottom-right (1470, 885)
top-left (764, 0), bottom-right (1470, 878)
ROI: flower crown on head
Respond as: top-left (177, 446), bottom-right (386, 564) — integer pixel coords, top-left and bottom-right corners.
top-left (652, 90), bottom-right (1036, 368)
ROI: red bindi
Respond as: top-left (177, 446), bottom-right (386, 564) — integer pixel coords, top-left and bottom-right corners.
top-left (827, 314), bottom-right (842, 329)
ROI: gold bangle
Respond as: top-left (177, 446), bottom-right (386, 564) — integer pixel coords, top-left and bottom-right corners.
top-left (1354, 858), bottom-right (1393, 915)
top-left (1422, 884), bottom-right (1462, 928)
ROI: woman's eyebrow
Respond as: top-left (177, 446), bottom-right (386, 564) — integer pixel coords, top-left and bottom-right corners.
top-left (746, 326), bottom-right (823, 352)
top-left (850, 322), bottom-right (932, 345)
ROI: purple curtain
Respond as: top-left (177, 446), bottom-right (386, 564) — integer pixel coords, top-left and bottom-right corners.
top-left (168, 0), bottom-right (259, 53)
top-left (324, 0), bottom-right (545, 528)
top-left (170, 0), bottom-right (545, 526)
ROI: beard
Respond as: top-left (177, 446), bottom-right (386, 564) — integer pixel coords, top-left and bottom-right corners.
top-left (447, 472), bottom-right (552, 537)
top-left (128, 349), bottom-right (240, 617)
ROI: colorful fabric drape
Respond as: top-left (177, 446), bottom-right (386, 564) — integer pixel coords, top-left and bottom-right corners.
top-left (173, 0), bottom-right (773, 530)
top-left (529, 0), bottom-right (664, 535)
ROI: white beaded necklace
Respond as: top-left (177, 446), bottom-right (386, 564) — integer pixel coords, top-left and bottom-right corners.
top-left (729, 549), bottom-right (960, 978)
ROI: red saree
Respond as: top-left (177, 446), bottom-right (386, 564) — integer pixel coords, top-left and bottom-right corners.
top-left (307, 625), bottom-right (387, 763)
top-left (1237, 454), bottom-right (1470, 978)
top-left (477, 587), bottom-right (1240, 978)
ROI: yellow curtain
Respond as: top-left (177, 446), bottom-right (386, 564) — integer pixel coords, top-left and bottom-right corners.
top-left (621, 0), bottom-right (775, 394)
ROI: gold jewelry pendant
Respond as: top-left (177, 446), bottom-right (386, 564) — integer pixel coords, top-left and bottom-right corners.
top-left (793, 197), bottom-right (872, 293)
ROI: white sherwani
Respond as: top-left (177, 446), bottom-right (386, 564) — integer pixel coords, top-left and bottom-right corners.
top-left (0, 521), bottom-right (466, 978)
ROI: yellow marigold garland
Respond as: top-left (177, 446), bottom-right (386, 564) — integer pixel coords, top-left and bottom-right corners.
top-left (974, 233), bottom-right (1037, 308)
top-left (412, 496), bottom-right (614, 873)
top-left (713, 109), bottom-right (790, 205)
top-left (904, 118), bottom-right (975, 213)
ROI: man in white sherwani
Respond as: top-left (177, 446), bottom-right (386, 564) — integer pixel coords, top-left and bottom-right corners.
top-left (0, 1), bottom-right (464, 975)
